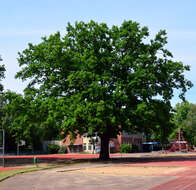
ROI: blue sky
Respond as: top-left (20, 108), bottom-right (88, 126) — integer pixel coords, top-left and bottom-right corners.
top-left (1, 0), bottom-right (196, 106)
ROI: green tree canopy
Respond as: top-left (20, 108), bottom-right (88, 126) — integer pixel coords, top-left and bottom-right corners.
top-left (0, 55), bottom-right (6, 93)
top-left (0, 55), bottom-right (6, 128)
top-left (143, 100), bottom-right (175, 146)
top-left (173, 102), bottom-right (196, 145)
top-left (173, 101), bottom-right (190, 126)
top-left (183, 104), bottom-right (196, 145)
top-left (16, 20), bottom-right (192, 159)
top-left (2, 90), bottom-right (60, 151)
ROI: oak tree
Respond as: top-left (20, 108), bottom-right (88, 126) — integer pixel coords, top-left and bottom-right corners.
top-left (16, 21), bottom-right (192, 160)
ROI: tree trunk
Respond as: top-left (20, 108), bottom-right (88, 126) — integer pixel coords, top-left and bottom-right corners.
top-left (99, 133), bottom-right (110, 160)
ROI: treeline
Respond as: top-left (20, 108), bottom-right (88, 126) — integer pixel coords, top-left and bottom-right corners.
top-left (2, 90), bottom-right (196, 153)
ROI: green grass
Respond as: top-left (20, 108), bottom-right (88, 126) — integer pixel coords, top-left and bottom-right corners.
top-left (0, 165), bottom-right (62, 181)
top-left (79, 151), bottom-right (92, 154)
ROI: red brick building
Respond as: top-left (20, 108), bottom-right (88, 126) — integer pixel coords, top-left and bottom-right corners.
top-left (61, 134), bottom-right (83, 153)
top-left (109, 132), bottom-right (143, 152)
top-left (62, 131), bottom-right (143, 153)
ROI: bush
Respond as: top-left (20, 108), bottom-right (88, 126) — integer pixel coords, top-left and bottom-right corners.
top-left (120, 144), bottom-right (131, 153)
top-left (47, 144), bottom-right (60, 154)
top-left (131, 144), bottom-right (139, 153)
top-left (58, 146), bottom-right (67, 154)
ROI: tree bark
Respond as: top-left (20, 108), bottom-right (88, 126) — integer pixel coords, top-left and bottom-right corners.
top-left (99, 133), bottom-right (110, 160)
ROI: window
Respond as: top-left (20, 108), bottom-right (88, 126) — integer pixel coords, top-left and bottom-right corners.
top-left (76, 145), bottom-right (79, 152)
top-left (88, 144), bottom-right (92, 150)
top-left (83, 143), bottom-right (86, 151)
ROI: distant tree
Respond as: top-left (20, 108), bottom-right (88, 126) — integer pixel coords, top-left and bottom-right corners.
top-left (182, 104), bottom-right (196, 145)
top-left (170, 101), bottom-right (190, 142)
top-left (0, 54), bottom-right (6, 128)
top-left (0, 55), bottom-right (5, 93)
top-left (0, 93), bottom-right (17, 151)
top-left (145, 100), bottom-right (175, 146)
top-left (173, 101), bottom-right (190, 128)
top-left (171, 101), bottom-right (196, 145)
top-left (2, 90), bottom-right (60, 151)
top-left (0, 55), bottom-right (13, 151)
top-left (173, 102), bottom-right (196, 145)
top-left (16, 20), bottom-right (192, 160)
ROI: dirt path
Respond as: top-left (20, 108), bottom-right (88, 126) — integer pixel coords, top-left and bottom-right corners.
top-left (0, 162), bottom-right (180, 190)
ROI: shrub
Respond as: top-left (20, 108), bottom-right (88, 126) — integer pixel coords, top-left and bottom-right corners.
top-left (58, 146), bottom-right (67, 154)
top-left (131, 144), bottom-right (139, 153)
top-left (47, 144), bottom-right (60, 154)
top-left (120, 144), bottom-right (131, 153)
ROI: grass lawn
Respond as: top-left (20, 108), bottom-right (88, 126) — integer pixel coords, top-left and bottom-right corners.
top-left (0, 165), bottom-right (61, 181)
